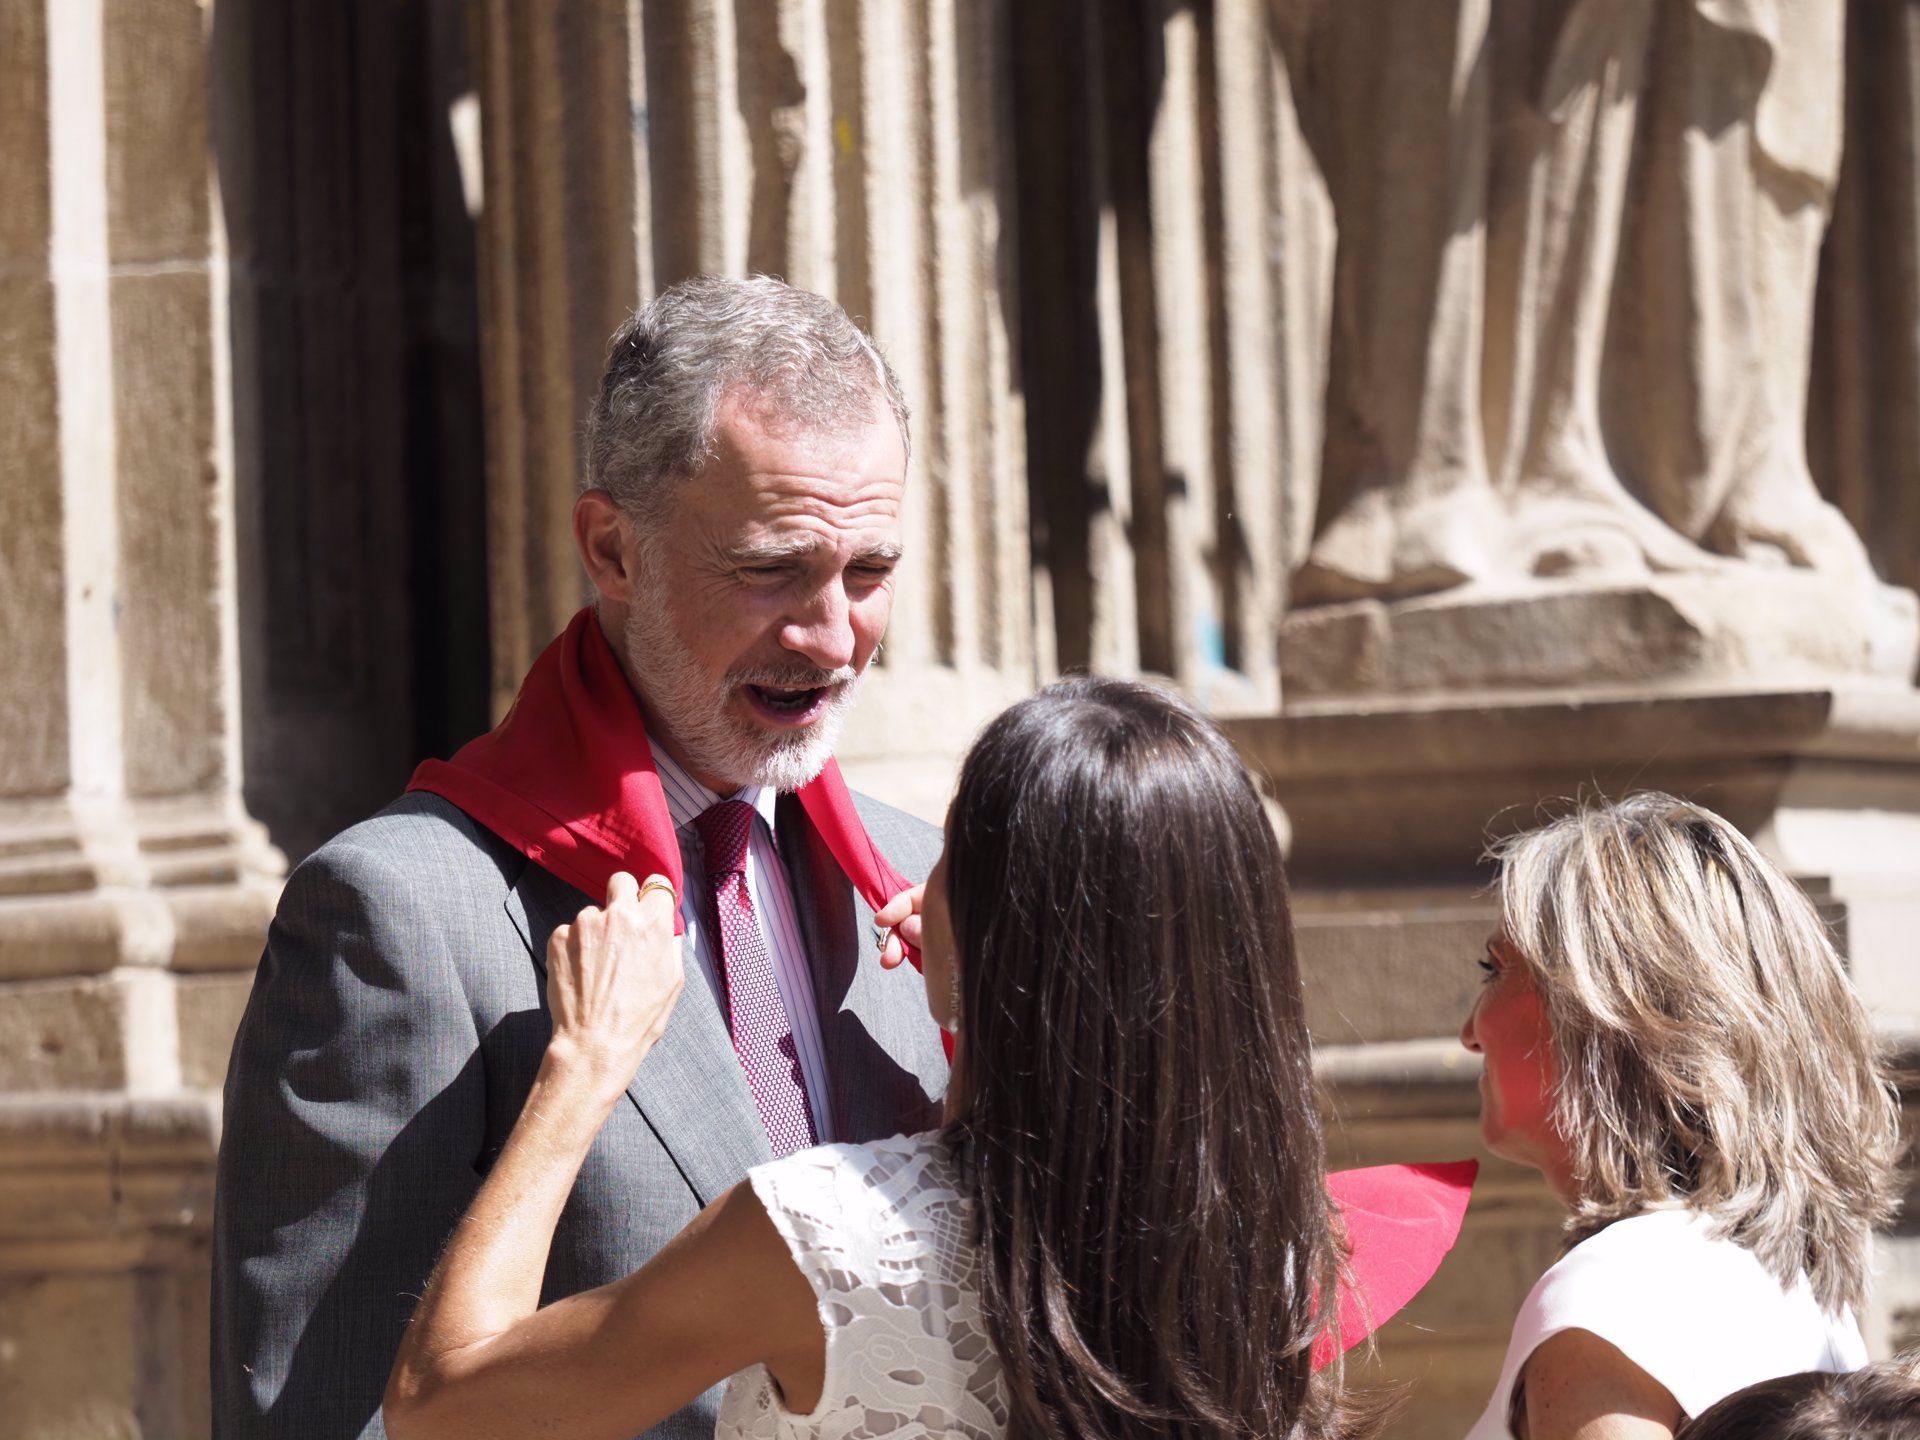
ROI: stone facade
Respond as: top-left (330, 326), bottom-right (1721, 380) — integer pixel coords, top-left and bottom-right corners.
top-left (3, 2), bottom-right (1919, 1437)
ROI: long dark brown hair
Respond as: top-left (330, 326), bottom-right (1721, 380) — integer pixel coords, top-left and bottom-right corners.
top-left (943, 678), bottom-right (1348, 1439)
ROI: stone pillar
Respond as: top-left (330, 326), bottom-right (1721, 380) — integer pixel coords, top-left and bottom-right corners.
top-left (0, 1), bottom-right (281, 1432)
top-left (1810, 0), bottom-right (1920, 644)
top-left (470, 0), bottom-right (1034, 819)
top-left (1011, 0), bottom-right (1323, 716)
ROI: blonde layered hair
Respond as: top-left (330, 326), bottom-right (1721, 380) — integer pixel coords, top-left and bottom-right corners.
top-left (1494, 793), bottom-right (1901, 1315)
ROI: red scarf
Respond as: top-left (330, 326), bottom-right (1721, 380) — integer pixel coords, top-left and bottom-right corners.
top-left (408, 607), bottom-right (1475, 1361)
top-left (408, 608), bottom-right (912, 946)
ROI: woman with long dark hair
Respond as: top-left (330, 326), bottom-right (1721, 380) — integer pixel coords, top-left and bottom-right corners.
top-left (382, 679), bottom-right (1364, 1439)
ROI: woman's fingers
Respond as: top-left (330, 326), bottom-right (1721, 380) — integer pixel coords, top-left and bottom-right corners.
top-left (875, 884), bottom-right (925, 970)
top-left (541, 873), bottom-right (686, 1096)
top-left (874, 884), bottom-right (923, 928)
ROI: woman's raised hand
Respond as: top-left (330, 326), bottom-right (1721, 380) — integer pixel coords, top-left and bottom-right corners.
top-left (543, 871), bottom-right (685, 1103)
top-left (873, 883), bottom-right (925, 971)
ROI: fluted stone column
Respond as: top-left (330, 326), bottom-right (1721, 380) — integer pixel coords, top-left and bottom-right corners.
top-left (1811, 0), bottom-right (1920, 628)
top-left (1012, 0), bottom-right (1326, 716)
top-left (471, 0), bottom-right (1034, 819)
top-left (0, 2), bottom-right (280, 1432)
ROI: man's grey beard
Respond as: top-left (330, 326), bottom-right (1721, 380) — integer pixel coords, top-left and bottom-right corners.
top-left (623, 591), bottom-right (864, 793)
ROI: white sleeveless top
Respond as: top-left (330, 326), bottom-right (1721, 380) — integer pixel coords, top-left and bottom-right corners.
top-left (715, 1131), bottom-right (1010, 1440)
top-left (1464, 1207), bottom-right (1867, 1438)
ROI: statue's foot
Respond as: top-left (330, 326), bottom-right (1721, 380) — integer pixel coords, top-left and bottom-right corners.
top-left (1292, 478), bottom-right (1510, 605)
top-left (1509, 458), bottom-right (1725, 581)
top-left (1707, 482), bottom-right (1876, 579)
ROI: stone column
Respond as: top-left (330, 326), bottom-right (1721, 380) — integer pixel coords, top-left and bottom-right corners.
top-left (0, 1), bottom-right (281, 1432)
top-left (1011, 0), bottom-right (1324, 717)
top-left (1810, 0), bottom-right (1920, 634)
top-left (469, 0), bottom-right (633, 719)
top-left (470, 0), bottom-right (1034, 819)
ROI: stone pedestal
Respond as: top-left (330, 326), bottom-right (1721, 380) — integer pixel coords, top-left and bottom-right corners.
top-left (1229, 684), bottom-right (1920, 1430)
top-left (1283, 573), bottom-right (1920, 704)
top-left (0, 1095), bottom-right (221, 1440)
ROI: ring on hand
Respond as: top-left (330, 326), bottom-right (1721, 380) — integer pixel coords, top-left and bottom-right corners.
top-left (637, 874), bottom-right (677, 907)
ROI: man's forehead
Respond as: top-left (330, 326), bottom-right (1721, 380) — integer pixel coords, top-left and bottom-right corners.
top-left (710, 388), bottom-right (905, 473)
top-left (715, 380), bottom-right (900, 447)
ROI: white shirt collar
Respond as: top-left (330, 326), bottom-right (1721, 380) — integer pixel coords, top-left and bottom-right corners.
top-left (647, 738), bottom-right (780, 837)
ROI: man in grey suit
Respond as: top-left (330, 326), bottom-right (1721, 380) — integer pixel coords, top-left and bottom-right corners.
top-left (212, 276), bottom-right (948, 1439)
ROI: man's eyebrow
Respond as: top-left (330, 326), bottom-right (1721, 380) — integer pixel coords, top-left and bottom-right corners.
top-left (725, 535), bottom-right (826, 563)
top-left (722, 536), bottom-right (905, 565)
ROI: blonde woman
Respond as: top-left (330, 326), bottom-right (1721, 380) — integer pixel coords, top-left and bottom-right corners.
top-left (1460, 793), bottom-right (1901, 1440)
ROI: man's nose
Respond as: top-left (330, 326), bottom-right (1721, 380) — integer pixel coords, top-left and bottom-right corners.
top-left (781, 582), bottom-right (856, 671)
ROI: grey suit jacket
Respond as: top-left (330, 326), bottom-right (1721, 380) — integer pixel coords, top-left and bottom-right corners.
top-left (211, 788), bottom-right (947, 1440)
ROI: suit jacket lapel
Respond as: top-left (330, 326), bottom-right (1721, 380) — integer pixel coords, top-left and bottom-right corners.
top-left (505, 862), bottom-right (770, 1204)
top-left (777, 794), bottom-right (945, 1141)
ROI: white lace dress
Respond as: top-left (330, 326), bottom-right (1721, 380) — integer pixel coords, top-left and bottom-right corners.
top-left (715, 1130), bottom-right (1009, 1440)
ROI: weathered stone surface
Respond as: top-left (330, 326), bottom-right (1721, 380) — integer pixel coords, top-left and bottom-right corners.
top-left (1811, 4), bottom-right (1920, 633)
top-left (111, 270), bottom-right (224, 801)
top-left (1296, 892), bottom-right (1500, 1047)
top-left (0, 3), bottom-right (51, 260)
top-left (174, 972), bottom-right (252, 1092)
top-left (0, 274), bottom-right (68, 802)
top-left (102, 0), bottom-right (210, 267)
top-left (0, 1095), bottom-right (218, 1284)
top-left (1283, 572), bottom-right (1920, 701)
top-left (1231, 684), bottom-right (1920, 886)
top-left (0, 1094), bottom-right (217, 1440)
top-left (0, 980), bottom-right (131, 1092)
top-left (0, 890), bottom-right (171, 983)
top-left (0, 1272), bottom-right (144, 1438)
top-left (161, 882), bottom-right (275, 976)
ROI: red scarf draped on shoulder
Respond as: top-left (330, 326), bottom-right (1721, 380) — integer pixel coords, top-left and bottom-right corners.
top-left (409, 608), bottom-right (911, 944)
top-left (407, 606), bottom-right (1475, 1362)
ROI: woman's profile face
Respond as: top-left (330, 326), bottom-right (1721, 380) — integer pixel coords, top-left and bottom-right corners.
top-left (1460, 933), bottom-right (1572, 1195)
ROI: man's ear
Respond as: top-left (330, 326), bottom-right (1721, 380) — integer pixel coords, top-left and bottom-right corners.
top-left (574, 489), bottom-right (638, 601)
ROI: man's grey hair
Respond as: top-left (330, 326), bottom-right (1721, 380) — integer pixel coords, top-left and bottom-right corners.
top-left (584, 274), bottom-right (910, 520)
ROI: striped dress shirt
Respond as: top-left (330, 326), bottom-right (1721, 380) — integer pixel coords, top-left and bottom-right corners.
top-left (649, 741), bottom-right (836, 1143)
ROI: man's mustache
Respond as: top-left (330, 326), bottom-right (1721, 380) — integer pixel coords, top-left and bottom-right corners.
top-left (725, 663), bottom-right (860, 690)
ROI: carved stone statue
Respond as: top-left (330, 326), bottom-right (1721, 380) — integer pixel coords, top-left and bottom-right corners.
top-left (1275, 0), bottom-right (1917, 688)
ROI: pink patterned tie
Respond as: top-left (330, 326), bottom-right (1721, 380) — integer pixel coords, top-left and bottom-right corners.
top-left (694, 799), bottom-right (818, 1157)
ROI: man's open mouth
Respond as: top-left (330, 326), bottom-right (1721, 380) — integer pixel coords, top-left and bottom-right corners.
top-left (741, 683), bottom-right (833, 726)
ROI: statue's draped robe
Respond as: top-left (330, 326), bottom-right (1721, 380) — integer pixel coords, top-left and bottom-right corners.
top-left (1280, 0), bottom-right (1863, 601)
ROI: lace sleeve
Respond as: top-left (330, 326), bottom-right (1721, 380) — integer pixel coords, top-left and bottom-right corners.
top-left (734, 1133), bottom-right (1008, 1439)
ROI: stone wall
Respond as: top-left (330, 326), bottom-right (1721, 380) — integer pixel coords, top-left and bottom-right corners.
top-left (0, 2), bottom-right (280, 1432)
